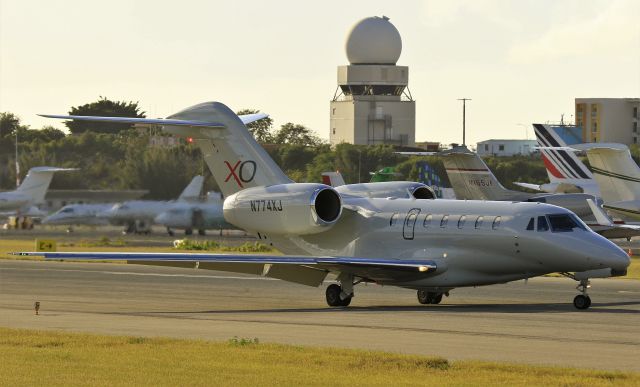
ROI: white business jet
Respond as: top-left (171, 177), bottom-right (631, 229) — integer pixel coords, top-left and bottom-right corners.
top-left (21, 102), bottom-right (630, 310)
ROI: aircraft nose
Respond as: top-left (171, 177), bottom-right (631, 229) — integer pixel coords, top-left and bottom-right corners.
top-left (590, 235), bottom-right (631, 271)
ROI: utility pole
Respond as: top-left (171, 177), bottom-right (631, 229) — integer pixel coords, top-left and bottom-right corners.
top-left (457, 98), bottom-right (471, 146)
top-left (15, 129), bottom-right (20, 187)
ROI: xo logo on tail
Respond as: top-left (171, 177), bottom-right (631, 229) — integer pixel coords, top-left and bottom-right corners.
top-left (224, 160), bottom-right (257, 188)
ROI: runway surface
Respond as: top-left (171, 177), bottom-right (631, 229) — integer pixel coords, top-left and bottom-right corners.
top-left (1, 259), bottom-right (639, 371)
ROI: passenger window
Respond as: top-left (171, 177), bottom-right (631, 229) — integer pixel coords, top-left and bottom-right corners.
top-left (474, 216), bottom-right (483, 229)
top-left (390, 212), bottom-right (398, 226)
top-left (458, 215), bottom-right (466, 229)
top-left (537, 216), bottom-right (549, 231)
top-left (492, 216), bottom-right (501, 230)
top-left (526, 217), bottom-right (534, 231)
top-left (440, 215), bottom-right (449, 228)
top-left (423, 214), bottom-right (432, 228)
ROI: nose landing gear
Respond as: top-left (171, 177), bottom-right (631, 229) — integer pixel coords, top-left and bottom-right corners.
top-left (562, 273), bottom-right (593, 310)
top-left (573, 279), bottom-right (592, 310)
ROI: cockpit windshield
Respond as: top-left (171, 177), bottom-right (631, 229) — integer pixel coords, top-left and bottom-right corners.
top-left (60, 207), bottom-right (75, 213)
top-left (547, 214), bottom-right (587, 232)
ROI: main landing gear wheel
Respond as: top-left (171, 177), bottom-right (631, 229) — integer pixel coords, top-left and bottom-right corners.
top-left (573, 295), bottom-right (591, 310)
top-left (417, 290), bottom-right (443, 305)
top-left (326, 284), bottom-right (352, 307)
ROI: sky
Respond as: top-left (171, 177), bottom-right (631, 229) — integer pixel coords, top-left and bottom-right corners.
top-left (1, 0), bottom-right (639, 146)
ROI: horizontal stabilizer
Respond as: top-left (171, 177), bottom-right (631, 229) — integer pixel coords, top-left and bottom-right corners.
top-left (39, 114), bottom-right (226, 128)
top-left (572, 143), bottom-right (630, 152)
top-left (39, 113), bottom-right (267, 128)
top-left (513, 182), bottom-right (543, 192)
top-left (27, 167), bottom-right (79, 173)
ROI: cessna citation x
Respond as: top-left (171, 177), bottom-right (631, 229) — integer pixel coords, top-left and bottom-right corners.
top-left (21, 102), bottom-right (630, 310)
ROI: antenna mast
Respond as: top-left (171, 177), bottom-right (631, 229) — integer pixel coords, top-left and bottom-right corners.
top-left (457, 98), bottom-right (471, 146)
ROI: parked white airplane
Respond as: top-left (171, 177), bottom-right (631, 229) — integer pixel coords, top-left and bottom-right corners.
top-left (0, 166), bottom-right (76, 214)
top-left (99, 175), bottom-right (204, 234)
top-left (26, 102), bottom-right (630, 310)
top-left (42, 203), bottom-right (112, 230)
top-left (154, 193), bottom-right (231, 236)
top-left (513, 124), bottom-right (600, 196)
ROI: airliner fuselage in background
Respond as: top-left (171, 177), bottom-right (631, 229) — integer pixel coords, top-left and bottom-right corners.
top-left (26, 102), bottom-right (630, 310)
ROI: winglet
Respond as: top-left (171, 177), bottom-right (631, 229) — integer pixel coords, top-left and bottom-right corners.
top-left (587, 198), bottom-right (614, 226)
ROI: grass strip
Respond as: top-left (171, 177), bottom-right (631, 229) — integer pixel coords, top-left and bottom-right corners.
top-left (0, 327), bottom-right (637, 386)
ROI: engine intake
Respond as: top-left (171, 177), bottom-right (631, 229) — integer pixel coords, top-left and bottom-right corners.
top-left (312, 187), bottom-right (342, 223)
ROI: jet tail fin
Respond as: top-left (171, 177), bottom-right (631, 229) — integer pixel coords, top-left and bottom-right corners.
top-left (533, 124), bottom-right (594, 185)
top-left (42, 103), bottom-right (292, 197)
top-left (573, 143), bottom-right (640, 203)
top-left (440, 146), bottom-right (518, 200)
top-left (178, 175), bottom-right (204, 201)
top-left (165, 102), bottom-right (292, 196)
top-left (16, 167), bottom-right (77, 204)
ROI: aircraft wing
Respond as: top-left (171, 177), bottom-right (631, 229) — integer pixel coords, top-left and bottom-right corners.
top-left (13, 252), bottom-right (438, 286)
top-left (39, 113), bottom-right (267, 128)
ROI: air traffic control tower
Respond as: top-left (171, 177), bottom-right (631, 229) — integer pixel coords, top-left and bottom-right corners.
top-left (330, 16), bottom-right (415, 147)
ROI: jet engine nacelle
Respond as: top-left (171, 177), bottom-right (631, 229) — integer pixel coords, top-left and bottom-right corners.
top-left (223, 183), bottom-right (342, 235)
top-left (528, 193), bottom-right (601, 218)
top-left (335, 182), bottom-right (436, 200)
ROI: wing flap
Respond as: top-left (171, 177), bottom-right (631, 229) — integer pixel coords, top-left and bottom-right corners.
top-left (264, 264), bottom-right (328, 286)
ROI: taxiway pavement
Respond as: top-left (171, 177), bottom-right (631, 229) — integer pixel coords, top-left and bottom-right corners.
top-left (1, 259), bottom-right (639, 371)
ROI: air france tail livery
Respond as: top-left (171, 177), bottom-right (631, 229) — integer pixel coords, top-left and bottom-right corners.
top-left (514, 124), bottom-right (599, 196)
top-left (23, 102), bottom-right (631, 310)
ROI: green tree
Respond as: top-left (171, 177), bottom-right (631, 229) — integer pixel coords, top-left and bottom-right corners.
top-left (236, 108), bottom-right (274, 143)
top-left (0, 112), bottom-right (22, 138)
top-left (15, 126), bottom-right (66, 143)
top-left (65, 97), bottom-right (145, 134)
top-left (273, 123), bottom-right (324, 147)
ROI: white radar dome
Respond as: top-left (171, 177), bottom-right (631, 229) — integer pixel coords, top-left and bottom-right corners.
top-left (345, 16), bottom-right (402, 65)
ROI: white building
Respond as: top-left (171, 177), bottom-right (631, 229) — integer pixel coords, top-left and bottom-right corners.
top-left (476, 139), bottom-right (538, 157)
top-left (330, 16), bottom-right (415, 147)
top-left (575, 98), bottom-right (640, 145)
